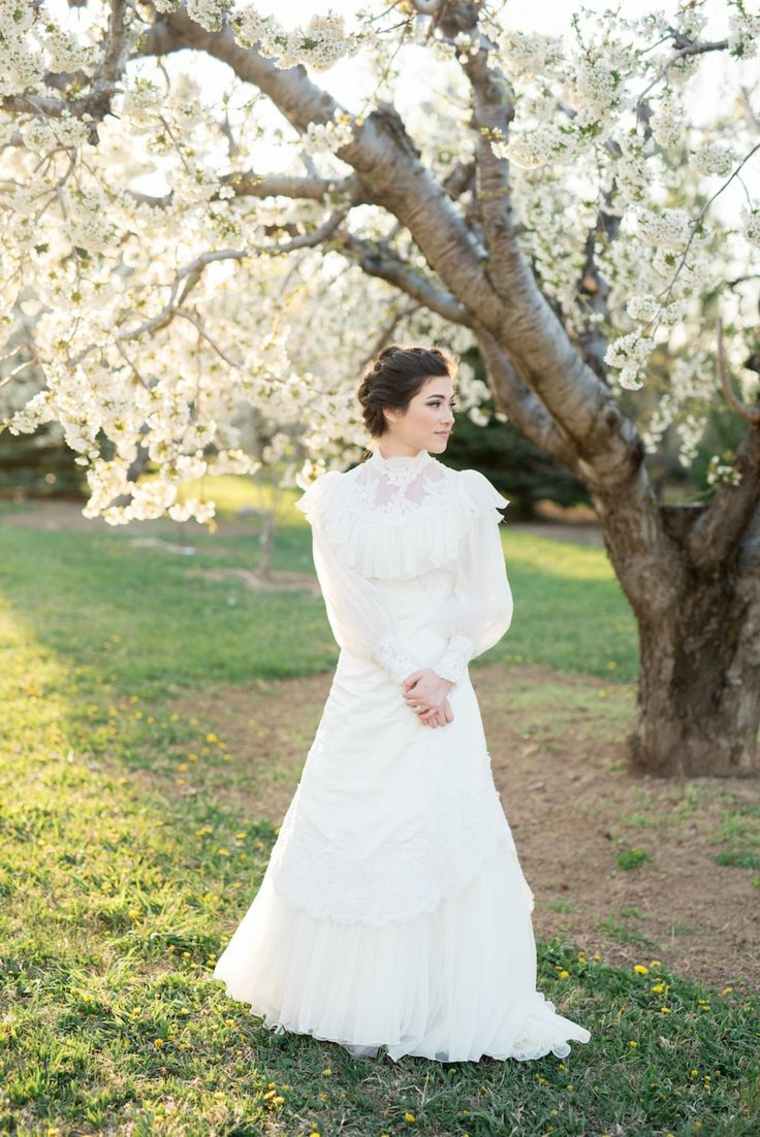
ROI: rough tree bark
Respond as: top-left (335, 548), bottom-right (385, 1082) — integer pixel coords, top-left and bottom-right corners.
top-left (20, 1), bottom-right (760, 775)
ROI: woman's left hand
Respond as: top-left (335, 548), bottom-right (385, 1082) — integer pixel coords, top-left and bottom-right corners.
top-left (401, 668), bottom-right (454, 718)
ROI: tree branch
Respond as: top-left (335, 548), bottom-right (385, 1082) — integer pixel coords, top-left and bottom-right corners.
top-left (333, 231), bottom-right (470, 324)
top-left (474, 325), bottom-right (583, 474)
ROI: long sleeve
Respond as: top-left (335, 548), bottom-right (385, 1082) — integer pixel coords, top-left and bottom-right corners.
top-left (296, 472), bottom-right (425, 684)
top-left (433, 470), bottom-right (513, 686)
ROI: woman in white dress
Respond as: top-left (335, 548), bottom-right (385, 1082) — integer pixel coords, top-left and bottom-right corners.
top-left (212, 345), bottom-right (592, 1064)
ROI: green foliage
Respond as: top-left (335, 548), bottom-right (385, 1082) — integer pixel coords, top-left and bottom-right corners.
top-left (0, 421), bottom-right (86, 498)
top-left (617, 848), bottom-right (652, 871)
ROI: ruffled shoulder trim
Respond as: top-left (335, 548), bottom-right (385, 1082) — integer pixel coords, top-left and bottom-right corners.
top-left (459, 468), bottom-right (510, 517)
top-left (293, 469), bottom-right (343, 525)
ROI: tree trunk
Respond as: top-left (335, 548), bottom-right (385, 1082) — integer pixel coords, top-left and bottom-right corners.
top-left (632, 573), bottom-right (760, 777)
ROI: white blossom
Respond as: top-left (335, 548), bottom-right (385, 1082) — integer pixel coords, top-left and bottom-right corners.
top-left (650, 94), bottom-right (685, 150)
top-left (728, 9), bottom-right (760, 59)
top-left (690, 141), bottom-right (736, 178)
top-left (632, 206), bottom-right (692, 250)
top-left (742, 208), bottom-right (760, 247)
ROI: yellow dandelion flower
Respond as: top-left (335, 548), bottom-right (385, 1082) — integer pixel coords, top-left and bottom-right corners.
top-left (720, 986), bottom-right (733, 995)
top-left (628, 1040), bottom-right (638, 1048)
top-left (322, 1067), bottom-right (332, 1076)
top-left (660, 1006), bottom-right (672, 1014)
top-left (558, 969), bottom-right (570, 979)
top-left (403, 1111), bottom-right (416, 1123)
top-left (633, 964), bottom-right (649, 974)
top-left (153, 1038), bottom-right (164, 1048)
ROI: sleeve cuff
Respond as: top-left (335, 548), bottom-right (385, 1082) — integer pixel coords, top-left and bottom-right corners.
top-left (434, 634), bottom-right (474, 686)
top-left (375, 636), bottom-right (421, 684)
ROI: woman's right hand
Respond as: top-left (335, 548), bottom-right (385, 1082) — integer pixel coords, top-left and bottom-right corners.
top-left (419, 698), bottom-right (454, 729)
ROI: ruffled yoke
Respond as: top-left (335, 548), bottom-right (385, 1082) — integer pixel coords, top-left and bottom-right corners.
top-left (296, 446), bottom-right (509, 582)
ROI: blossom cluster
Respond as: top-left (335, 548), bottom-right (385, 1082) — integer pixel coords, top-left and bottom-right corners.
top-left (302, 113), bottom-right (359, 158)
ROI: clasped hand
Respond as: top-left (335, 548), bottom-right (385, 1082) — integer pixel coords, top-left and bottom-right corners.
top-left (401, 668), bottom-right (455, 729)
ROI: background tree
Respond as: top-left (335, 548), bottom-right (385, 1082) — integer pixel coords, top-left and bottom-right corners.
top-left (1, 0), bottom-right (759, 776)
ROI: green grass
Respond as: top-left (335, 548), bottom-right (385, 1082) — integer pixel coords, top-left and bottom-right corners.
top-left (0, 513), bottom-right (638, 700)
top-left (1, 502), bottom-right (758, 1136)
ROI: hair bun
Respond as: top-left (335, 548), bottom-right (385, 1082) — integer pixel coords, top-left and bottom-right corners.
top-left (376, 344), bottom-right (400, 364)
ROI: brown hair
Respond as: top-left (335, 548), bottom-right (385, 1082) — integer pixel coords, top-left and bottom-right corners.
top-left (357, 345), bottom-right (454, 449)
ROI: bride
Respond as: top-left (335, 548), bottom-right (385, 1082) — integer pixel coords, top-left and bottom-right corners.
top-left (212, 344), bottom-right (591, 1063)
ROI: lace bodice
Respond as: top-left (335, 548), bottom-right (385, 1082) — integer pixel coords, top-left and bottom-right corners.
top-left (295, 446), bottom-right (513, 686)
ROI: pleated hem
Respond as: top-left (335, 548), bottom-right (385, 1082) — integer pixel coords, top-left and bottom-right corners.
top-left (215, 993), bottom-right (592, 1065)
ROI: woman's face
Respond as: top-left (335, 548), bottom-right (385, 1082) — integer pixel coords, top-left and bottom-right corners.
top-left (384, 375), bottom-right (456, 455)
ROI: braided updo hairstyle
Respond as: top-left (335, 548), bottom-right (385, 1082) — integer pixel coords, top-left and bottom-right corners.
top-left (357, 346), bottom-right (454, 455)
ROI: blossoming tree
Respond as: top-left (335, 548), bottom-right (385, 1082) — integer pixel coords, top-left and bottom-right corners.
top-left (1, 0), bottom-right (760, 776)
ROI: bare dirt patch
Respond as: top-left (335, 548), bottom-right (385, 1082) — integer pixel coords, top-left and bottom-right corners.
top-left (163, 662), bottom-right (759, 997)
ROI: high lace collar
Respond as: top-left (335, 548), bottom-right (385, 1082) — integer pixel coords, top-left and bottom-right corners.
top-left (367, 445), bottom-right (433, 486)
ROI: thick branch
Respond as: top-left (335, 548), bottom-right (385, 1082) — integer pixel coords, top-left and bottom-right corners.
top-left (334, 232), bottom-right (469, 324)
top-left (475, 327), bottom-right (582, 474)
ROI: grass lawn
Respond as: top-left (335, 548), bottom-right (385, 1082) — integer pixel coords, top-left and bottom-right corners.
top-left (0, 496), bottom-right (758, 1137)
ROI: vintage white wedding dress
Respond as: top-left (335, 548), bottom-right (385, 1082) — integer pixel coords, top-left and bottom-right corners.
top-left (212, 445), bottom-right (591, 1063)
